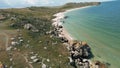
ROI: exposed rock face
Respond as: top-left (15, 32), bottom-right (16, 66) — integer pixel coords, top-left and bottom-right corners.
top-left (68, 40), bottom-right (92, 68)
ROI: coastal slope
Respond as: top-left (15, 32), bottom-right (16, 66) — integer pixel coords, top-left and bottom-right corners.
top-left (0, 2), bottom-right (102, 68)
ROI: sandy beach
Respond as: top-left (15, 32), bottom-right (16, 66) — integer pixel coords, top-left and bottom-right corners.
top-left (52, 6), bottom-right (91, 41)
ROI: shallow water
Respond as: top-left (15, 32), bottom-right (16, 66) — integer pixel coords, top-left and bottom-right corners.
top-left (63, 1), bottom-right (120, 68)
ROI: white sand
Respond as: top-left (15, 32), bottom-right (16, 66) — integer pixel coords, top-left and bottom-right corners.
top-left (52, 6), bottom-right (91, 41)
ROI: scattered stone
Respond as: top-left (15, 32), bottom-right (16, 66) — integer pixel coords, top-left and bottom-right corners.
top-left (68, 57), bottom-right (73, 63)
top-left (13, 48), bottom-right (17, 50)
top-left (59, 61), bottom-right (62, 64)
top-left (33, 59), bottom-right (39, 63)
top-left (18, 49), bottom-right (21, 51)
top-left (29, 52), bottom-right (34, 55)
top-left (30, 56), bottom-right (37, 60)
top-left (24, 23), bottom-right (33, 30)
top-left (25, 44), bottom-right (29, 48)
top-left (35, 54), bottom-right (38, 56)
top-left (11, 41), bottom-right (17, 46)
top-left (49, 67), bottom-right (52, 68)
top-left (17, 29), bottom-right (21, 32)
top-left (39, 41), bottom-right (42, 43)
top-left (19, 39), bottom-right (23, 42)
top-left (10, 66), bottom-right (13, 68)
top-left (44, 47), bottom-right (47, 50)
top-left (42, 63), bottom-right (46, 68)
top-left (10, 38), bottom-right (15, 41)
top-left (10, 58), bottom-right (13, 62)
top-left (27, 40), bottom-right (30, 43)
top-left (29, 62), bottom-right (33, 64)
top-left (6, 46), bottom-right (12, 51)
top-left (46, 59), bottom-right (50, 62)
top-left (19, 34), bottom-right (22, 36)
top-left (59, 54), bottom-right (62, 57)
top-left (18, 37), bottom-right (23, 39)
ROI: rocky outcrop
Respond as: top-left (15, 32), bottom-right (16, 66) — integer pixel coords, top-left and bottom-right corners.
top-left (68, 41), bottom-right (92, 68)
top-left (24, 23), bottom-right (39, 32)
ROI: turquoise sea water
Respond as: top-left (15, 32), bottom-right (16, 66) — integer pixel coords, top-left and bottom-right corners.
top-left (63, 1), bottom-right (120, 68)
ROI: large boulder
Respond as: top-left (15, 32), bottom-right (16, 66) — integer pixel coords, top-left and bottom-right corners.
top-left (24, 23), bottom-right (33, 30)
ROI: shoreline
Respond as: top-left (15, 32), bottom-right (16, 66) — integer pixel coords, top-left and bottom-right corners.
top-left (52, 6), bottom-right (91, 41)
top-left (52, 6), bottom-right (107, 68)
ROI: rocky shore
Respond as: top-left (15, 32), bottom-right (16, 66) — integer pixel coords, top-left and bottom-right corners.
top-left (51, 7), bottom-right (107, 68)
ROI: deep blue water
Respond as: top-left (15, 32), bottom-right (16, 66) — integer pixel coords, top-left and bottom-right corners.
top-left (64, 1), bottom-right (120, 68)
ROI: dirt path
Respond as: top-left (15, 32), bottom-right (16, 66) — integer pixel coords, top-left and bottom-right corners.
top-left (0, 22), bottom-right (34, 68)
top-left (0, 32), bottom-right (34, 68)
top-left (0, 33), bottom-right (9, 50)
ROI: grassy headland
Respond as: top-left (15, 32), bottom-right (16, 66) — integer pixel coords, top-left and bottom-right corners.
top-left (0, 2), bottom-right (101, 68)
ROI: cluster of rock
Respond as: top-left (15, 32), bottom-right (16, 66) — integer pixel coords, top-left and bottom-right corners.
top-left (6, 32), bottom-right (23, 52)
top-left (49, 22), bottom-right (69, 43)
top-left (67, 40), bottom-right (92, 68)
top-left (49, 21), bottom-right (93, 68)
top-left (28, 52), bottom-right (41, 63)
top-left (51, 12), bottom-right (108, 68)
top-left (50, 24), bottom-right (107, 68)
top-left (28, 51), bottom-right (51, 68)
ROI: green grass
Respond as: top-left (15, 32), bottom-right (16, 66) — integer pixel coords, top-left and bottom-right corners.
top-left (0, 2), bottom-right (100, 68)
top-left (20, 29), bottom-right (71, 68)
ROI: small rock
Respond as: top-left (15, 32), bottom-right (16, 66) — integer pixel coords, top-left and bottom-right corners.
top-left (30, 52), bottom-right (34, 55)
top-left (27, 40), bottom-right (30, 43)
top-left (19, 39), bottom-right (23, 42)
top-left (18, 49), bottom-right (21, 51)
top-left (42, 63), bottom-right (46, 68)
top-left (11, 41), bottom-right (17, 46)
top-left (6, 46), bottom-right (12, 51)
top-left (35, 54), bottom-right (38, 56)
top-left (59, 54), bottom-right (62, 57)
top-left (44, 47), bottom-right (47, 50)
top-left (33, 59), bottom-right (39, 63)
top-left (14, 48), bottom-right (17, 50)
top-left (29, 62), bottom-right (33, 64)
top-left (30, 56), bottom-right (37, 60)
top-left (10, 58), bottom-right (13, 61)
top-left (10, 66), bottom-right (13, 68)
top-left (10, 38), bottom-right (15, 41)
top-left (47, 59), bottom-right (50, 62)
top-left (39, 41), bottom-right (42, 43)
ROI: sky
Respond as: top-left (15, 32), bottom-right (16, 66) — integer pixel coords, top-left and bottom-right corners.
top-left (0, 0), bottom-right (116, 8)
